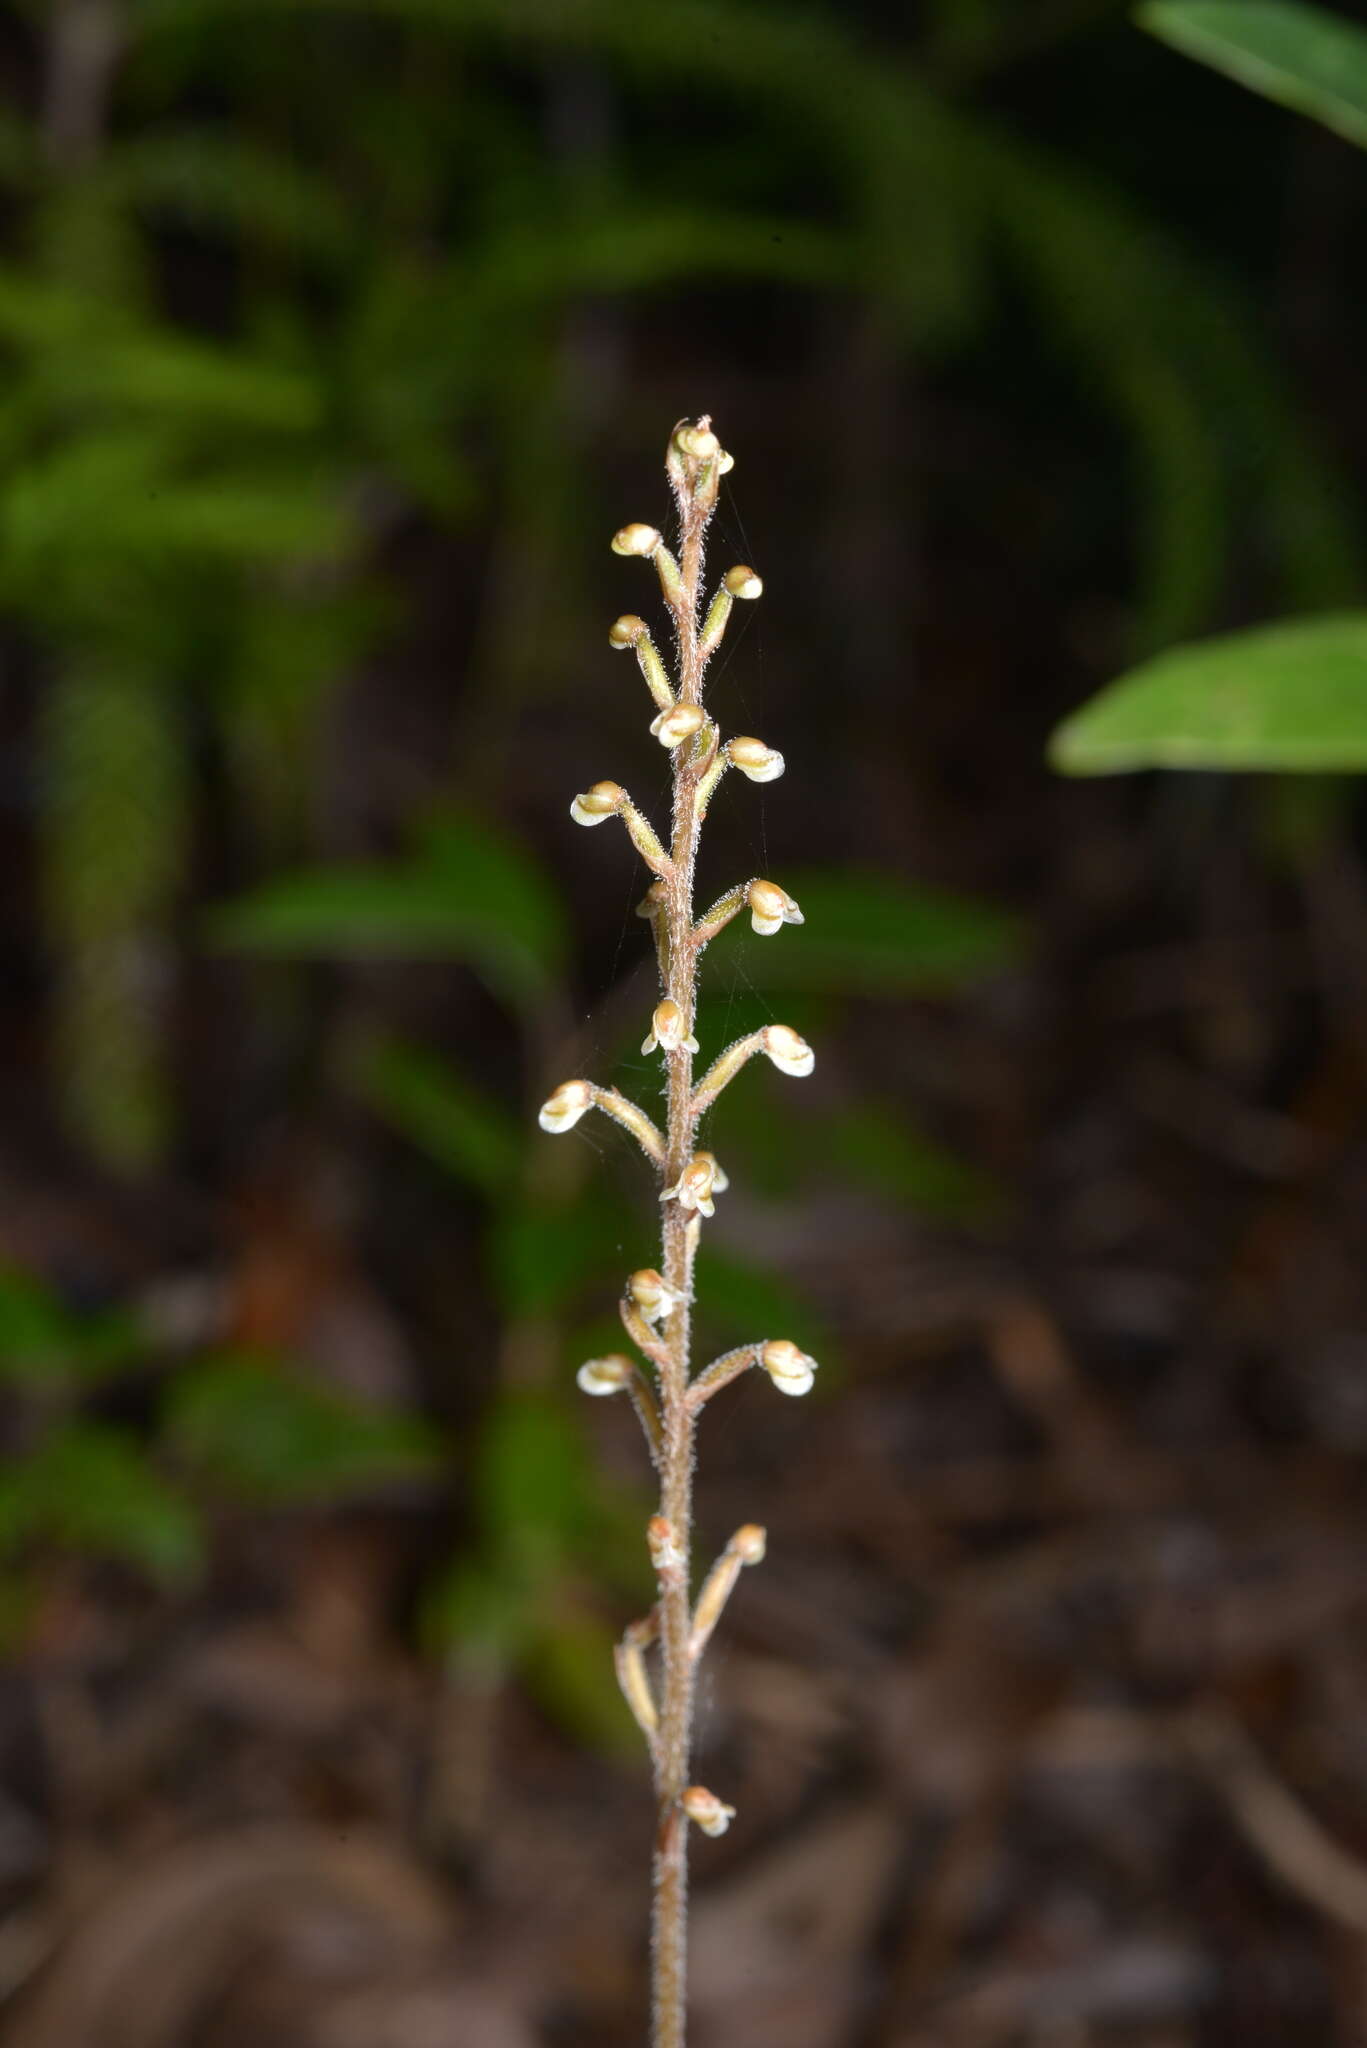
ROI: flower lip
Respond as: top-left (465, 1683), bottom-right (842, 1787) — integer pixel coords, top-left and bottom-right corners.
top-left (661, 1153), bottom-right (722, 1218)
top-left (727, 736), bottom-right (785, 784)
top-left (628, 1267), bottom-right (684, 1324)
top-left (570, 779), bottom-right (626, 826)
top-left (539, 1079), bottom-right (593, 1133)
top-left (577, 1353), bottom-right (633, 1397)
top-left (642, 998), bottom-right (699, 1056)
top-left (611, 522), bottom-right (662, 557)
top-left (747, 879), bottom-right (803, 937)
top-left (762, 1024), bottom-right (815, 1078)
top-left (761, 1338), bottom-right (818, 1396)
top-left (651, 703), bottom-right (707, 751)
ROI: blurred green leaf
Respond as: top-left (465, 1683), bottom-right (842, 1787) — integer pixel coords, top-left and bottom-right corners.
top-left (351, 1035), bottom-right (523, 1196)
top-left (476, 1392), bottom-right (608, 1578)
top-left (163, 1352), bottom-right (441, 1503)
top-left (489, 1199), bottom-right (627, 1319)
top-left (208, 805), bottom-right (565, 1010)
top-left (1051, 613), bottom-right (1367, 773)
top-left (0, 1270), bottom-right (140, 1391)
top-left (716, 868), bottom-right (1021, 996)
top-left (1142, 1), bottom-right (1367, 150)
top-left (0, 1424), bottom-right (200, 1581)
top-left (693, 1248), bottom-right (828, 1366)
top-left (828, 1105), bottom-right (1006, 1224)
top-left (524, 1601), bottom-right (637, 1753)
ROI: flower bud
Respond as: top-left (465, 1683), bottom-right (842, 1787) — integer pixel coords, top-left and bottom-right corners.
top-left (682, 1785), bottom-right (736, 1837)
top-left (761, 1339), bottom-right (818, 1396)
top-left (577, 1353), bottom-right (632, 1397)
top-left (642, 997), bottom-right (699, 1056)
top-left (661, 1153), bottom-right (722, 1218)
top-left (612, 522), bottom-right (662, 557)
top-left (747, 879), bottom-right (804, 936)
top-left (628, 1268), bottom-right (684, 1324)
top-left (609, 613), bottom-right (646, 649)
top-left (727, 735), bottom-right (785, 784)
top-left (648, 1514), bottom-right (684, 1573)
top-left (724, 565), bottom-right (763, 600)
top-left (716, 448), bottom-right (735, 474)
top-left (636, 880), bottom-right (666, 920)
top-left (732, 1523), bottom-right (767, 1564)
top-left (650, 702), bottom-right (707, 751)
top-left (762, 1024), bottom-right (815, 1078)
top-left (674, 423), bottom-right (719, 460)
top-left (570, 779), bottom-right (626, 826)
top-left (538, 1079), bottom-right (593, 1133)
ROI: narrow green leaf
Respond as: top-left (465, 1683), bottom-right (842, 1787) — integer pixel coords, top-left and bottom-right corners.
top-left (715, 868), bottom-right (1020, 996)
top-left (163, 1352), bottom-right (441, 1503)
top-left (1051, 612), bottom-right (1367, 773)
top-left (1142, 2), bottom-right (1367, 151)
top-left (350, 1035), bottom-right (522, 1195)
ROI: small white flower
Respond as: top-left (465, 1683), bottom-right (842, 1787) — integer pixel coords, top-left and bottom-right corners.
top-left (693, 1150), bottom-right (728, 1193)
top-left (731, 1523), bottom-right (767, 1564)
top-left (727, 735), bottom-right (785, 784)
top-left (682, 1785), bottom-right (736, 1837)
top-left (761, 1339), bottom-right (818, 1397)
top-left (650, 703), bottom-right (706, 751)
top-left (642, 998), bottom-right (699, 1056)
top-left (724, 565), bottom-right (763, 600)
top-left (570, 779), bottom-right (626, 827)
top-left (716, 448), bottom-right (735, 473)
top-left (611, 522), bottom-right (662, 557)
top-left (763, 1024), bottom-right (814, 1078)
top-left (628, 1268), bottom-right (684, 1324)
top-left (538, 1079), bottom-right (593, 1133)
top-left (648, 1515), bottom-right (684, 1573)
top-left (661, 1153), bottom-right (722, 1219)
top-left (576, 1353), bottom-right (632, 1397)
top-left (747, 879), bottom-right (804, 937)
top-left (609, 613), bottom-right (646, 649)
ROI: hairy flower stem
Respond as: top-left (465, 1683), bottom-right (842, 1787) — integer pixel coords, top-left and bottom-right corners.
top-left (651, 451), bottom-right (717, 2048)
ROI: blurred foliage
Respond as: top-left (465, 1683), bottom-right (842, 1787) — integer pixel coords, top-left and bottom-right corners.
top-left (1054, 0), bottom-right (1367, 775)
top-left (0, 1266), bottom-right (440, 1634)
top-left (0, 0), bottom-right (1355, 1160)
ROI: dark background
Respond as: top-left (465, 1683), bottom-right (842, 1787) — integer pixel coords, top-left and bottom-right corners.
top-left (3, 2), bottom-right (1367, 2042)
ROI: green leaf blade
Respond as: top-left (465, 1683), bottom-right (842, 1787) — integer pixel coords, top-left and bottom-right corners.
top-left (1141, 2), bottom-right (1367, 151)
top-left (1051, 612), bottom-right (1367, 773)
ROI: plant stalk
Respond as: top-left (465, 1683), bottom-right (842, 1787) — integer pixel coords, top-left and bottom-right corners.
top-left (650, 451), bottom-right (716, 2048)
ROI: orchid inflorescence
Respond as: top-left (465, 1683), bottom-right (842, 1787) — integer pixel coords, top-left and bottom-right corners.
top-left (535, 419), bottom-right (817, 2048)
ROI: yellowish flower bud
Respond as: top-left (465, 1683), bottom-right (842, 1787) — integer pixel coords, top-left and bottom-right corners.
top-left (650, 702), bottom-right (707, 751)
top-left (724, 565), bottom-right (763, 600)
top-left (612, 522), bottom-right (662, 557)
top-left (538, 1079), bottom-right (593, 1134)
top-left (661, 1153), bottom-right (722, 1219)
top-left (763, 1024), bottom-right (814, 1078)
top-left (727, 735), bottom-right (785, 784)
top-left (761, 1339), bottom-right (818, 1396)
top-left (577, 1353), bottom-right (632, 1397)
top-left (716, 448), bottom-right (735, 473)
top-left (570, 779), bottom-right (626, 826)
top-left (732, 1523), bottom-right (767, 1564)
top-left (642, 997), bottom-right (699, 1056)
top-left (674, 423), bottom-right (720, 460)
top-left (747, 879), bottom-right (804, 936)
top-left (609, 613), bottom-right (646, 649)
top-left (682, 1785), bottom-right (736, 1837)
top-left (628, 1268), bottom-right (684, 1324)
